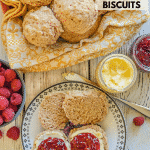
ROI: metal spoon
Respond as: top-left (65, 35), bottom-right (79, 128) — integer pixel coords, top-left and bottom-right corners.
top-left (109, 95), bottom-right (150, 118)
top-left (62, 72), bottom-right (150, 118)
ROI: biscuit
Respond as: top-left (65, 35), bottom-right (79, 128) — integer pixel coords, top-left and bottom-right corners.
top-left (32, 130), bottom-right (70, 150)
top-left (62, 90), bottom-right (109, 125)
top-left (61, 15), bottom-right (101, 43)
top-left (38, 92), bottom-right (68, 130)
top-left (69, 124), bottom-right (109, 150)
top-left (23, 6), bottom-right (64, 47)
top-left (51, 0), bottom-right (98, 35)
top-left (20, 0), bottom-right (52, 6)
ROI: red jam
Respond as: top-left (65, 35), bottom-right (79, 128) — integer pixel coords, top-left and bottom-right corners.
top-left (37, 137), bottom-right (67, 150)
top-left (135, 36), bottom-right (150, 67)
top-left (71, 133), bottom-right (100, 150)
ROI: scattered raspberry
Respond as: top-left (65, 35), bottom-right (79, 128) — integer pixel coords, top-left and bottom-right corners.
top-left (0, 96), bottom-right (9, 110)
top-left (0, 75), bottom-right (5, 88)
top-left (0, 88), bottom-right (11, 98)
top-left (11, 79), bottom-right (22, 92)
top-left (4, 69), bottom-right (16, 82)
top-left (0, 115), bottom-right (4, 125)
top-left (133, 116), bottom-right (145, 126)
top-left (2, 108), bottom-right (15, 122)
top-left (8, 103), bottom-right (18, 112)
top-left (10, 93), bottom-right (22, 105)
top-left (0, 67), bottom-right (5, 76)
top-left (0, 130), bottom-right (3, 139)
top-left (7, 126), bottom-right (20, 140)
top-left (0, 63), bottom-right (1, 68)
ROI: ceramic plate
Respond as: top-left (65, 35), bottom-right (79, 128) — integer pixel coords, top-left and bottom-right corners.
top-left (21, 81), bottom-right (126, 150)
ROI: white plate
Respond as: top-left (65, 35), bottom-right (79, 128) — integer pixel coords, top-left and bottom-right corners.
top-left (21, 81), bottom-right (126, 150)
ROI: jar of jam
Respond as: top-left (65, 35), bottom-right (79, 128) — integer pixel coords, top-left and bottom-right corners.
top-left (131, 34), bottom-right (150, 72)
top-left (96, 54), bottom-right (137, 93)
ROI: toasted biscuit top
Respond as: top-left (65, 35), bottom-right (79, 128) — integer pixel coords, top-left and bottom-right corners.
top-left (51, 0), bottom-right (98, 34)
top-left (63, 90), bottom-right (109, 125)
top-left (61, 15), bottom-right (101, 43)
top-left (23, 6), bottom-right (64, 47)
top-left (38, 92), bottom-right (68, 130)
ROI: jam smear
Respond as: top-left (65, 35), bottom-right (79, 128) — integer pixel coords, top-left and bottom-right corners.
top-left (71, 133), bottom-right (100, 150)
top-left (38, 137), bottom-right (67, 150)
top-left (135, 36), bottom-right (150, 67)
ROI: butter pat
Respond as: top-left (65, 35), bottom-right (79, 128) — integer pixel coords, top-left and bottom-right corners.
top-left (102, 57), bottom-right (134, 90)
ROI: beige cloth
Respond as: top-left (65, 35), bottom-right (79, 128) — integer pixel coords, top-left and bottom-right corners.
top-left (1, 0), bottom-right (150, 72)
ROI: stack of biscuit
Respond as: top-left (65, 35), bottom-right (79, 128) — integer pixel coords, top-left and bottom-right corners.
top-left (32, 89), bottom-right (109, 150)
top-left (22, 0), bottom-right (109, 47)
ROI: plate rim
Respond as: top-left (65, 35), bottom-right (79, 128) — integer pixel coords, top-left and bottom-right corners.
top-left (21, 81), bottom-right (126, 150)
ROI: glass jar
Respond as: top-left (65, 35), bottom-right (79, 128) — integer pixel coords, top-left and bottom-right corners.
top-left (96, 54), bottom-right (137, 93)
top-left (130, 34), bottom-right (150, 72)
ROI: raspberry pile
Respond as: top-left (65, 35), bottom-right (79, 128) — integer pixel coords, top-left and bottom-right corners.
top-left (0, 62), bottom-right (22, 126)
top-left (136, 36), bottom-right (150, 67)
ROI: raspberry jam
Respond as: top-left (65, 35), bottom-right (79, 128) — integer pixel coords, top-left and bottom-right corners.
top-left (132, 34), bottom-right (150, 72)
top-left (37, 137), bottom-right (67, 150)
top-left (71, 133), bottom-right (100, 150)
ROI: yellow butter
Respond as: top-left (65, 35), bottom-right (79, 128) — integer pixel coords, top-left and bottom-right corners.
top-left (102, 57), bottom-right (134, 90)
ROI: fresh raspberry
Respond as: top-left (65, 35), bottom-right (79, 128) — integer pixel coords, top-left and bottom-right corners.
top-left (6, 126), bottom-right (20, 140)
top-left (0, 63), bottom-right (1, 68)
top-left (0, 96), bottom-right (9, 110)
top-left (10, 93), bottom-right (22, 105)
top-left (0, 115), bottom-right (4, 125)
top-left (0, 75), bottom-right (5, 88)
top-left (4, 69), bottom-right (16, 82)
top-left (0, 67), bottom-right (5, 76)
top-left (11, 79), bottom-right (22, 92)
top-left (0, 130), bottom-right (3, 139)
top-left (0, 88), bottom-right (11, 98)
top-left (133, 116), bottom-right (145, 126)
top-left (8, 103), bottom-right (18, 112)
top-left (2, 108), bottom-right (15, 122)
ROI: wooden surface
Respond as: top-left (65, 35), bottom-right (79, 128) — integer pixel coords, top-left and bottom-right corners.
top-left (1, 8), bottom-right (150, 150)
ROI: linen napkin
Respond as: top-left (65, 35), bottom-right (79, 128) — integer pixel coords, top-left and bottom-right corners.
top-left (1, 0), bottom-right (150, 72)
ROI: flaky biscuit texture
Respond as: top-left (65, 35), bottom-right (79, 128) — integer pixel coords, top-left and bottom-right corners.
top-left (23, 6), bottom-right (64, 47)
top-left (63, 90), bottom-right (109, 125)
top-left (51, 0), bottom-right (98, 34)
top-left (38, 92), bottom-right (68, 130)
top-left (61, 15), bottom-right (101, 43)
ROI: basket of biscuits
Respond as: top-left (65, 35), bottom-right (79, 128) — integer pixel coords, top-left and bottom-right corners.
top-left (0, 0), bottom-right (150, 72)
